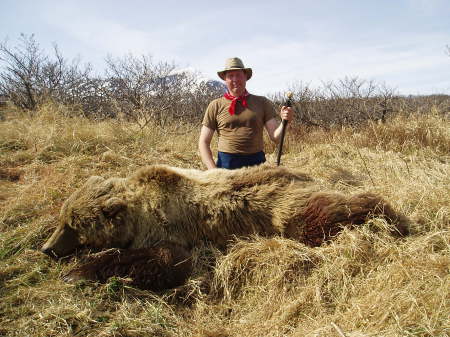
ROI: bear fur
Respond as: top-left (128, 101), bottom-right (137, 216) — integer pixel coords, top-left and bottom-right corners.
top-left (64, 243), bottom-right (192, 291)
top-left (42, 164), bottom-right (409, 259)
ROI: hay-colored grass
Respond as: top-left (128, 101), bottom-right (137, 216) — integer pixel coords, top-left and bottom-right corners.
top-left (0, 103), bottom-right (448, 337)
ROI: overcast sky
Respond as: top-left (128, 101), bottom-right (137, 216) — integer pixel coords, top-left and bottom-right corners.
top-left (1, 0), bottom-right (449, 95)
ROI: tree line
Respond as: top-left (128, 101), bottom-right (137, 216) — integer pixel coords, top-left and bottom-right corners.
top-left (1, 34), bottom-right (449, 128)
top-left (0, 34), bottom-right (224, 128)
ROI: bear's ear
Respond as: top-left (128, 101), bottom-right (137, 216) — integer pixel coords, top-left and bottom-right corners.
top-left (102, 197), bottom-right (127, 218)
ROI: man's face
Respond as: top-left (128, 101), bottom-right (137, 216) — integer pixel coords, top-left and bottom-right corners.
top-left (224, 70), bottom-right (247, 96)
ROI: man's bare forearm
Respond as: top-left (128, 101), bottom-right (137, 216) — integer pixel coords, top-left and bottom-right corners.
top-left (199, 142), bottom-right (216, 169)
top-left (272, 121), bottom-right (289, 143)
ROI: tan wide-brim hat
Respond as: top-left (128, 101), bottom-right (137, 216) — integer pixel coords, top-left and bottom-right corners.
top-left (217, 57), bottom-right (252, 80)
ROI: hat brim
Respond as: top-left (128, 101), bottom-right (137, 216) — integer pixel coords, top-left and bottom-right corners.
top-left (218, 68), bottom-right (252, 81)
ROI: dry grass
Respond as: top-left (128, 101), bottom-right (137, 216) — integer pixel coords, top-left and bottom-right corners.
top-left (0, 103), bottom-right (448, 337)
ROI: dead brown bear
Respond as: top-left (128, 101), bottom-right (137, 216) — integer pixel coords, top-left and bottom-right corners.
top-left (41, 164), bottom-right (409, 289)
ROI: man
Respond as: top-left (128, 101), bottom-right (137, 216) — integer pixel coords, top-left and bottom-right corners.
top-left (199, 57), bottom-right (293, 170)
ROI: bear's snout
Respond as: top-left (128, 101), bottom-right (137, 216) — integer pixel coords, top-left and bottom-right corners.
top-left (41, 225), bottom-right (81, 259)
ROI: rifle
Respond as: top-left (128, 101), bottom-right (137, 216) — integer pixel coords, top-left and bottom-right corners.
top-left (276, 92), bottom-right (293, 166)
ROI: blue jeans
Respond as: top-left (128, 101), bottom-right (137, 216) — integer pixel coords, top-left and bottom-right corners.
top-left (216, 151), bottom-right (266, 170)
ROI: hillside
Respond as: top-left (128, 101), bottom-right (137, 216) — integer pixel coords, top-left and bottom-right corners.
top-left (0, 104), bottom-right (449, 337)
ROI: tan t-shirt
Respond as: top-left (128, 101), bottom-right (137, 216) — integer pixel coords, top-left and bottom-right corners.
top-left (202, 94), bottom-right (277, 154)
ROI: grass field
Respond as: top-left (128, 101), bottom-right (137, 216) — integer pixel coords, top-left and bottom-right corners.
top-left (0, 103), bottom-right (448, 337)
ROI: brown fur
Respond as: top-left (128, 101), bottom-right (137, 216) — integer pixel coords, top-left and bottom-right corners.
top-left (284, 192), bottom-right (409, 247)
top-left (64, 243), bottom-right (192, 291)
top-left (42, 164), bottom-right (409, 258)
top-left (227, 166), bottom-right (313, 191)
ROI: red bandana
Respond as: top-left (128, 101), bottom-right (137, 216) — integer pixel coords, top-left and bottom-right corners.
top-left (223, 90), bottom-right (249, 115)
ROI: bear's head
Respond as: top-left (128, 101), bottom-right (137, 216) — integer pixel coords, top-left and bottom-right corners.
top-left (41, 175), bottom-right (132, 259)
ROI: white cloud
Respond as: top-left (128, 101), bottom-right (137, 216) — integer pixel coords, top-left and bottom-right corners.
top-left (5, 0), bottom-right (448, 95)
top-left (190, 31), bottom-right (450, 95)
top-left (40, 2), bottom-right (208, 63)
top-left (44, 10), bottom-right (153, 55)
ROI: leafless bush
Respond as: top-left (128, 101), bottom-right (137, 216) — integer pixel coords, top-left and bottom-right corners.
top-left (306, 77), bottom-right (395, 126)
top-left (104, 54), bottom-right (224, 128)
top-left (273, 77), bottom-right (449, 129)
top-left (169, 75), bottom-right (226, 126)
top-left (0, 34), bottom-right (92, 112)
top-left (75, 77), bottom-right (117, 118)
top-left (393, 94), bottom-right (450, 116)
top-left (105, 54), bottom-right (173, 127)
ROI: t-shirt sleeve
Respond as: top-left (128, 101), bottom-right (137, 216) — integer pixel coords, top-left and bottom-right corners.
top-left (202, 100), bottom-right (218, 130)
top-left (263, 97), bottom-right (277, 123)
